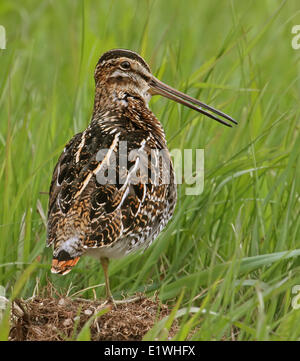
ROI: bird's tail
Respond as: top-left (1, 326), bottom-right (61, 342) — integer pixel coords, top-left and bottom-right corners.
top-left (51, 255), bottom-right (80, 275)
top-left (51, 236), bottom-right (82, 275)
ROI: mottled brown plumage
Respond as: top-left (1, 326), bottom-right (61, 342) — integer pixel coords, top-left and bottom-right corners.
top-left (47, 49), bottom-right (236, 301)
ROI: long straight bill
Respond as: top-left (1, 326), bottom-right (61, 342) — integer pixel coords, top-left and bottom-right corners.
top-left (150, 77), bottom-right (237, 127)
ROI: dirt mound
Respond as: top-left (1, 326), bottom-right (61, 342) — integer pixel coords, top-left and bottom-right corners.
top-left (9, 295), bottom-right (178, 341)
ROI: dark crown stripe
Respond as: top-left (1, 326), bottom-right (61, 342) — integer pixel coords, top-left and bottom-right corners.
top-left (97, 49), bottom-right (150, 72)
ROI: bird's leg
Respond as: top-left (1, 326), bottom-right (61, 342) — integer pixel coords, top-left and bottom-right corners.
top-left (100, 257), bottom-right (114, 303)
top-left (100, 257), bottom-right (144, 306)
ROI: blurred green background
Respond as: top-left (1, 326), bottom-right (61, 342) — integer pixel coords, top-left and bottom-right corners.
top-left (0, 0), bottom-right (300, 340)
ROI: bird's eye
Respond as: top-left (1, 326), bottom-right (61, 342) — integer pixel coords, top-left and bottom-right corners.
top-left (120, 61), bottom-right (130, 70)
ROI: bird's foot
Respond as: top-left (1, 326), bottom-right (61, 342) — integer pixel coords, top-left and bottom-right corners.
top-left (105, 294), bottom-right (145, 309)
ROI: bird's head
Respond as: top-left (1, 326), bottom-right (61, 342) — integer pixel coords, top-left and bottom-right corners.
top-left (94, 48), bottom-right (153, 105)
top-left (94, 49), bottom-right (237, 127)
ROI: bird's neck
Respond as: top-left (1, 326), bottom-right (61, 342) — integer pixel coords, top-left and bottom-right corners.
top-left (92, 86), bottom-right (167, 147)
top-left (93, 80), bottom-right (151, 110)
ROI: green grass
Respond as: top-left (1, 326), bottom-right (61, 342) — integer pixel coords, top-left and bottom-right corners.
top-left (0, 0), bottom-right (300, 340)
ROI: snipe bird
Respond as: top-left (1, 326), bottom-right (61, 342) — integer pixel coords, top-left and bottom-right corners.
top-left (47, 49), bottom-right (237, 301)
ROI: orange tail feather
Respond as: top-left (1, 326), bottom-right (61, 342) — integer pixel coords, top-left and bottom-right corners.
top-left (51, 257), bottom-right (80, 275)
